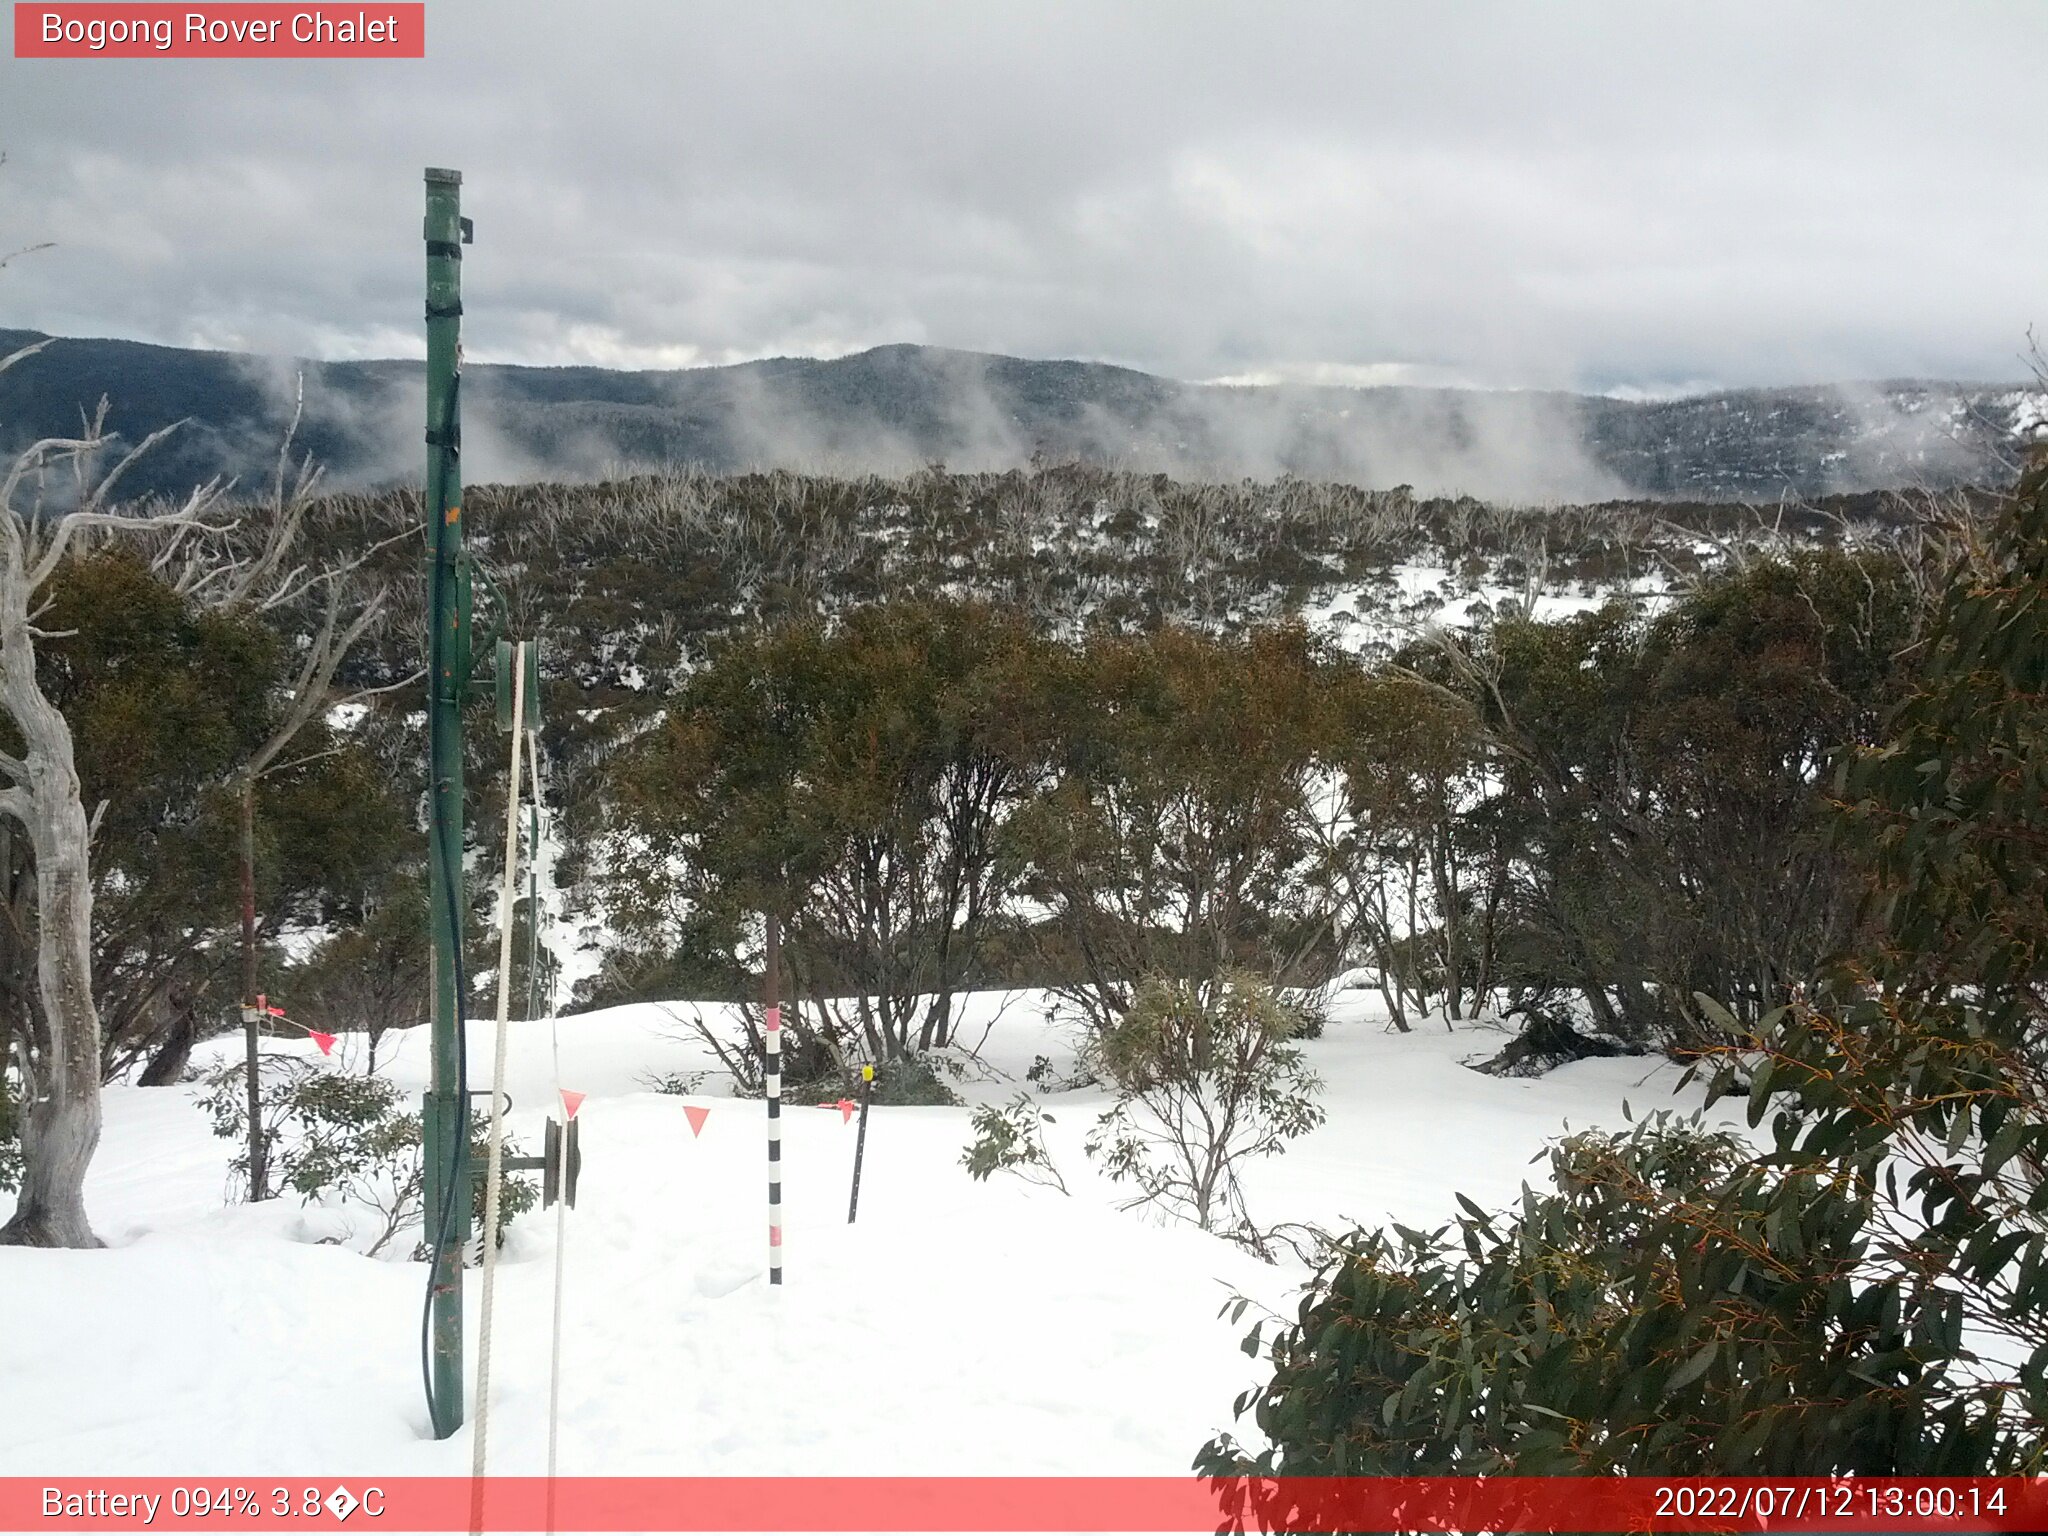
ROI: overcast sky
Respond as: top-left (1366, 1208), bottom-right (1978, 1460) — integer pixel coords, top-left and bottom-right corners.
top-left (1, 1), bottom-right (2041, 394)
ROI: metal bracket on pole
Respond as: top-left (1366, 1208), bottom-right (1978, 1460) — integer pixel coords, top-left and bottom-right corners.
top-left (494, 639), bottom-right (542, 734)
top-left (540, 1116), bottom-right (581, 1210)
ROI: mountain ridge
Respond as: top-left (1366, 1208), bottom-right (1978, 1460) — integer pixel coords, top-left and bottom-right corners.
top-left (1, 327), bottom-right (2039, 503)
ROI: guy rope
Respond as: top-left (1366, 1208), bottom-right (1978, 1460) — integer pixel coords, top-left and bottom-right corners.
top-left (469, 637), bottom-right (530, 1512)
top-left (466, 635), bottom-right (577, 1536)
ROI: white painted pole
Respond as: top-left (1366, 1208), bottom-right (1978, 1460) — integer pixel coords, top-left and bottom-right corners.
top-left (765, 913), bottom-right (783, 1286)
top-left (470, 648), bottom-right (527, 1523)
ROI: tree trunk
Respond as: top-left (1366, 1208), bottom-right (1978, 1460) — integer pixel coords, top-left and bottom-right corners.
top-left (135, 997), bottom-right (198, 1088)
top-left (1477, 1000), bottom-right (1629, 1078)
top-left (0, 758), bottom-right (104, 1248)
top-left (238, 780), bottom-right (267, 1201)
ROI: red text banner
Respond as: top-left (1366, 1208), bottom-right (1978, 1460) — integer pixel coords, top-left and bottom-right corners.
top-left (4, 1477), bottom-right (2048, 1532)
top-left (14, 5), bottom-right (425, 58)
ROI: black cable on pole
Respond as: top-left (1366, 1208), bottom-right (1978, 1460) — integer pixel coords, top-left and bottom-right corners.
top-left (420, 371), bottom-right (471, 1441)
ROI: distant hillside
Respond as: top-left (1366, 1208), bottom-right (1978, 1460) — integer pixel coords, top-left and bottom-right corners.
top-left (0, 328), bottom-right (2040, 502)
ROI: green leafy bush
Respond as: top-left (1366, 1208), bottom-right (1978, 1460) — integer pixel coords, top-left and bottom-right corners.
top-left (961, 1093), bottom-right (1067, 1193)
top-left (1201, 1109), bottom-right (1938, 1476)
top-left (786, 1055), bottom-right (962, 1107)
top-left (201, 1061), bottom-right (536, 1257)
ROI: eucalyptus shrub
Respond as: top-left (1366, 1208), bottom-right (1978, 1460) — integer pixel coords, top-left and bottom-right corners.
top-left (1088, 972), bottom-right (1322, 1251)
top-left (962, 1093), bottom-right (1068, 1193)
top-left (202, 1061), bottom-right (536, 1257)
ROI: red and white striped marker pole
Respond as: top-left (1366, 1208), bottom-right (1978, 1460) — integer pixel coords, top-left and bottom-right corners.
top-left (764, 914), bottom-right (783, 1286)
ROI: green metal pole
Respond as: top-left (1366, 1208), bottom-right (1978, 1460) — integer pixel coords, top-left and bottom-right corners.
top-left (422, 165), bottom-right (471, 1440)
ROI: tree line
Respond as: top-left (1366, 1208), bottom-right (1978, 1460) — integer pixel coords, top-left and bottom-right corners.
top-left (0, 424), bottom-right (1965, 1246)
top-left (596, 538), bottom-right (1921, 1074)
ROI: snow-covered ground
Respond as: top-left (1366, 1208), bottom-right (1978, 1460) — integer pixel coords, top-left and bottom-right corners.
top-left (0, 988), bottom-right (1741, 1478)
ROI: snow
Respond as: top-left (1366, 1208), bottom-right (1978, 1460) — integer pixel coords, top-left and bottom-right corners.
top-left (1301, 561), bottom-right (1671, 652)
top-left (2008, 389), bottom-right (2048, 442)
top-left (1, 987), bottom-right (1740, 1478)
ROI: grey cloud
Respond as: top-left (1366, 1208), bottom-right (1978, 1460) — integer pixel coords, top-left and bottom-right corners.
top-left (0, 0), bottom-right (2041, 394)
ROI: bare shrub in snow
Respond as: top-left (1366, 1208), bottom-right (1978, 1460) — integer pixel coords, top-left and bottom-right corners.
top-left (640, 1067), bottom-right (711, 1096)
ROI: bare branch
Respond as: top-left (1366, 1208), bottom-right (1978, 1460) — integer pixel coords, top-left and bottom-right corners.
top-left (0, 339), bottom-right (53, 378)
top-left (69, 416), bottom-right (194, 522)
top-left (333, 664), bottom-right (427, 708)
top-left (0, 433), bottom-right (104, 514)
top-left (27, 499), bottom-right (228, 593)
top-left (242, 585), bottom-right (388, 784)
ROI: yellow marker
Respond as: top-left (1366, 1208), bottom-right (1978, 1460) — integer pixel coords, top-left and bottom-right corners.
top-left (861, 1065), bottom-right (874, 1082)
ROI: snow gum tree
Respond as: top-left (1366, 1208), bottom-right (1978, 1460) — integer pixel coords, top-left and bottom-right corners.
top-left (612, 599), bottom-right (1052, 1064)
top-left (0, 343), bottom-right (223, 1246)
top-left (1416, 546), bottom-right (1914, 1053)
top-left (1010, 622), bottom-right (1347, 1035)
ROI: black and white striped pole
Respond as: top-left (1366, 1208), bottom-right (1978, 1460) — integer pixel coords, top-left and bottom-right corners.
top-left (764, 913), bottom-right (784, 1286)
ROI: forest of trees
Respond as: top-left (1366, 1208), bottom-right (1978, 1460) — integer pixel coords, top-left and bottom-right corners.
top-left (594, 543), bottom-right (1922, 1080)
top-left (0, 445), bottom-right (1999, 1245)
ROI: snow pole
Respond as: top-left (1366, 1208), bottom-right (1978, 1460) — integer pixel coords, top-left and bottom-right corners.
top-left (847, 1064), bottom-right (874, 1223)
top-left (543, 1088), bottom-right (577, 1536)
top-left (764, 913), bottom-right (783, 1285)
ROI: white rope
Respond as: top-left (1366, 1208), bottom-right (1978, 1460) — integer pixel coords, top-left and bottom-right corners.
top-left (470, 650), bottom-right (527, 1520)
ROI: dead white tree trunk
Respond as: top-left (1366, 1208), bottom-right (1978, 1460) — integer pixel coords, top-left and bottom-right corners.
top-left (0, 341), bottom-right (223, 1246)
top-left (0, 612), bottom-right (101, 1248)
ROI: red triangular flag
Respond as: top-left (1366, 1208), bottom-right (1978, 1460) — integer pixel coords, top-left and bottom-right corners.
top-left (561, 1089), bottom-right (586, 1120)
top-left (837, 1098), bottom-right (856, 1124)
top-left (683, 1104), bottom-right (709, 1138)
top-left (307, 1031), bottom-right (338, 1056)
